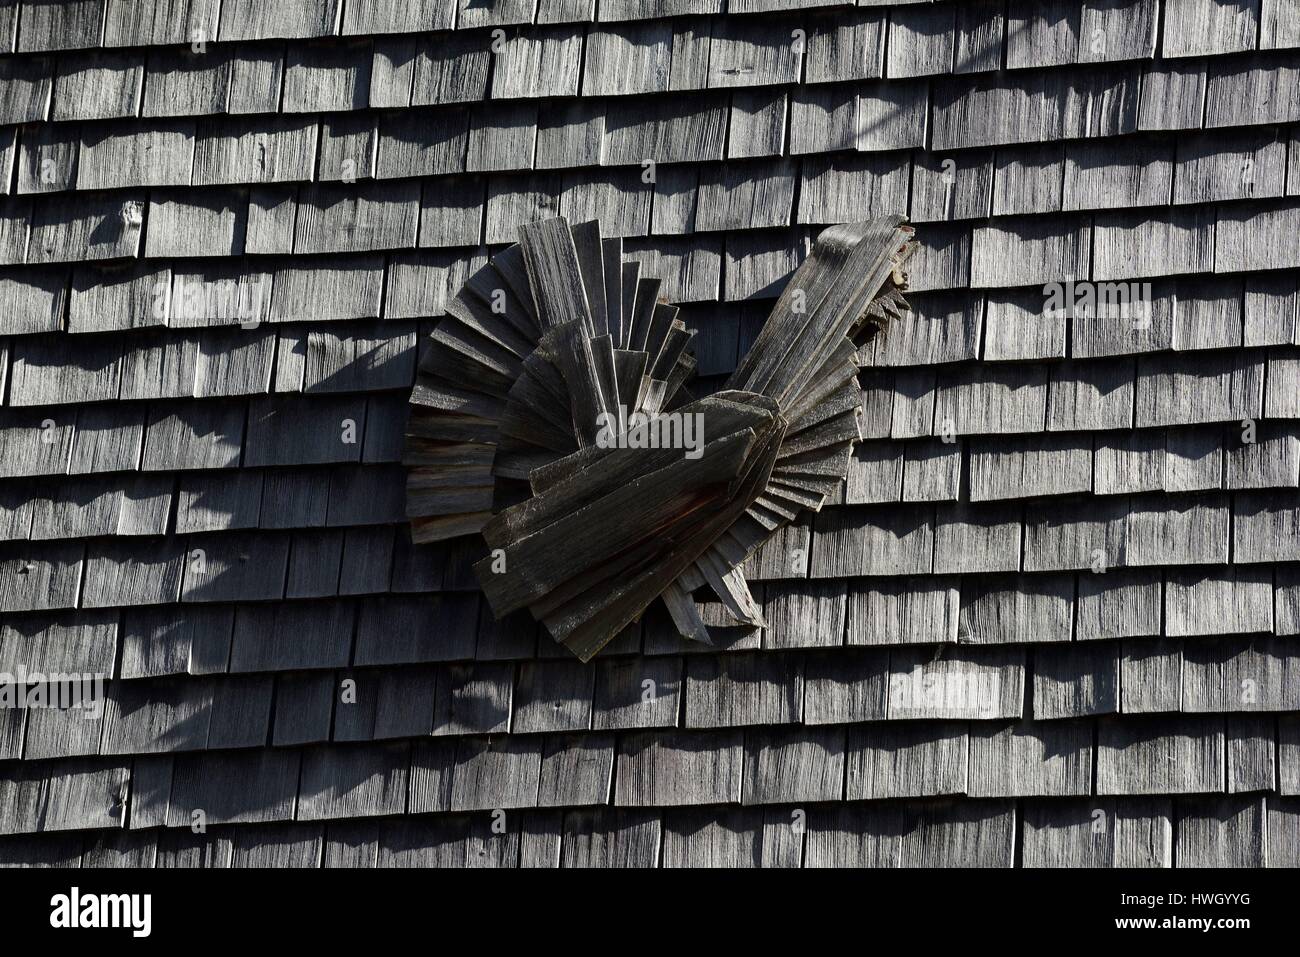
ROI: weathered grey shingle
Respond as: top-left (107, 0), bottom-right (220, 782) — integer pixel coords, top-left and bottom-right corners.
top-left (18, 0), bottom-right (101, 53)
top-left (1098, 716), bottom-right (1224, 795)
top-left (1022, 797), bottom-right (1171, 867)
top-left (933, 67), bottom-right (1139, 151)
top-left (583, 21), bottom-right (672, 96)
top-left (615, 730), bottom-right (742, 806)
top-left (743, 726), bottom-right (844, 805)
top-left (845, 722), bottom-right (966, 800)
top-left (806, 801), bottom-right (1015, 867)
top-left (491, 26), bottom-right (583, 100)
top-left (968, 719), bottom-right (1092, 797)
top-left (219, 0), bottom-right (341, 40)
top-left (1177, 796), bottom-right (1267, 867)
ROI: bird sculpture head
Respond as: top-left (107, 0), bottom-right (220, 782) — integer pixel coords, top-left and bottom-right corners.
top-left (405, 217), bottom-right (917, 660)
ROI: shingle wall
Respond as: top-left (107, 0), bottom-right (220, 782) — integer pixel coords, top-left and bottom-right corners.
top-left (2, 0), bottom-right (1300, 867)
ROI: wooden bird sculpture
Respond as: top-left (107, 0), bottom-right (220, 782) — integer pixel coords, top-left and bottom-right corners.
top-left (404, 217), bottom-right (917, 660)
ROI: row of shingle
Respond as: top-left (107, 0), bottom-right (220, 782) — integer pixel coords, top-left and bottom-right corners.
top-left (4, 484), bottom-right (1300, 611)
top-left (0, 288), bottom-right (1290, 425)
top-left (0, 418), bottom-right (1292, 538)
top-left (0, 0), bottom-right (942, 57)
top-left (0, 235), bottom-right (1288, 358)
top-left (10, 2), bottom-right (1300, 124)
top-left (3, 268), bottom-right (1297, 391)
top-left (19, 1), bottom-right (1292, 62)
top-left (6, 43), bottom-right (1300, 173)
top-left (5, 551), bottom-right (1300, 676)
top-left (847, 424), bottom-right (1300, 505)
top-left (7, 627), bottom-right (1300, 765)
top-left (1, 324), bottom-right (418, 403)
top-left (7, 111), bottom-right (1296, 234)
top-left (865, 276), bottom-right (1300, 366)
top-left (0, 326), bottom-right (1287, 431)
top-left (0, 392), bottom-right (403, 479)
top-left (0, 712), bottom-right (1262, 804)
top-left (2, 410), bottom-right (1298, 542)
top-left (6, 186), bottom-right (1300, 300)
top-left (861, 349), bottom-right (1280, 436)
top-left (1, 708), bottom-right (1295, 838)
top-left (7, 792), bottom-right (1300, 868)
top-left (0, 464), bottom-right (408, 543)
top-left (0, 0), bottom-right (722, 55)
top-left (812, 490), bottom-right (1300, 576)
top-left (0, 1), bottom-right (1252, 107)
top-left (1, 250), bottom-right (485, 336)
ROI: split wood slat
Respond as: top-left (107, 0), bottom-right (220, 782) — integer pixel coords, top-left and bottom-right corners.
top-left (602, 237), bottom-right (624, 346)
top-left (618, 261), bottom-right (639, 348)
top-left (572, 219), bottom-right (609, 338)
top-left (519, 218), bottom-right (595, 335)
top-left (627, 277), bottom-right (662, 352)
